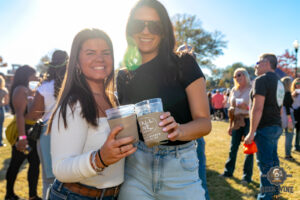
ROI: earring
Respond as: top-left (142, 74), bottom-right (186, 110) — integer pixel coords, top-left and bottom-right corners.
top-left (76, 64), bottom-right (82, 75)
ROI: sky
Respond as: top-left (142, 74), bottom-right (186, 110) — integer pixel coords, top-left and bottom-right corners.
top-left (0, 0), bottom-right (300, 76)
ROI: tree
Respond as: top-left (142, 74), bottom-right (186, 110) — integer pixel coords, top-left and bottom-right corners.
top-left (172, 14), bottom-right (227, 68)
top-left (277, 50), bottom-right (296, 78)
top-left (35, 54), bottom-right (50, 74)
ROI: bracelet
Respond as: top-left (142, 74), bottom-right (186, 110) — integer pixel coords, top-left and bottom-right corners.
top-left (91, 151), bottom-right (104, 174)
top-left (98, 150), bottom-right (108, 167)
top-left (19, 135), bottom-right (27, 140)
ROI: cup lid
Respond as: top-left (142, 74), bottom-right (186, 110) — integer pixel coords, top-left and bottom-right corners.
top-left (105, 104), bottom-right (135, 119)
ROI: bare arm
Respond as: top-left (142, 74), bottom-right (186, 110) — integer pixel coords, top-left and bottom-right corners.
top-left (13, 86), bottom-right (29, 151)
top-left (162, 77), bottom-right (211, 141)
top-left (26, 91), bottom-right (45, 121)
top-left (244, 94), bottom-right (265, 144)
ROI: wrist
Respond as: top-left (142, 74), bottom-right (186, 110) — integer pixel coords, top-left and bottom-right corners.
top-left (19, 135), bottom-right (27, 140)
top-left (98, 149), bottom-right (108, 168)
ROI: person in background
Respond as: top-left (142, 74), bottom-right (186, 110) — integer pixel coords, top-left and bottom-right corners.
top-left (222, 90), bottom-right (230, 121)
top-left (291, 77), bottom-right (300, 152)
top-left (221, 68), bottom-right (253, 184)
top-left (0, 75), bottom-right (9, 146)
top-left (176, 44), bottom-right (210, 200)
top-left (280, 76), bottom-right (295, 161)
top-left (212, 89), bottom-right (225, 120)
top-left (245, 53), bottom-right (284, 200)
top-left (5, 65), bottom-right (41, 200)
top-left (47, 28), bottom-right (136, 200)
top-left (207, 91), bottom-right (214, 117)
top-left (26, 50), bottom-right (68, 199)
top-left (117, 0), bottom-right (211, 199)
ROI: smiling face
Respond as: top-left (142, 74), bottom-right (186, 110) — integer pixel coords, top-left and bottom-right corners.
top-left (132, 6), bottom-right (162, 63)
top-left (78, 38), bottom-right (113, 87)
top-left (234, 71), bottom-right (246, 87)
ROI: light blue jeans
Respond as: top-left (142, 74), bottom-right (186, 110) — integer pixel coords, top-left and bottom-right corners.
top-left (118, 141), bottom-right (205, 200)
top-left (254, 125), bottom-right (282, 200)
top-left (196, 138), bottom-right (209, 200)
top-left (37, 123), bottom-right (55, 199)
top-left (284, 128), bottom-right (294, 156)
top-left (0, 106), bottom-right (5, 146)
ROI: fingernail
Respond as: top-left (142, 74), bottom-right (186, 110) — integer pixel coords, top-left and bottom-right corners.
top-left (163, 128), bottom-right (167, 132)
top-left (160, 115), bottom-right (164, 119)
top-left (159, 122), bottom-right (163, 126)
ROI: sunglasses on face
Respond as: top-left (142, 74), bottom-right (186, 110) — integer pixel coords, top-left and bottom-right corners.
top-left (256, 59), bottom-right (267, 65)
top-left (234, 73), bottom-right (243, 78)
top-left (128, 19), bottom-right (163, 35)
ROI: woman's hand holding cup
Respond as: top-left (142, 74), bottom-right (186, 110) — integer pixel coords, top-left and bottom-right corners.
top-left (100, 126), bottom-right (137, 166)
top-left (159, 112), bottom-right (182, 141)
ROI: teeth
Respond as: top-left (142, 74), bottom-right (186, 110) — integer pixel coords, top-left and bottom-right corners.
top-left (94, 66), bottom-right (104, 70)
top-left (140, 38), bottom-right (152, 42)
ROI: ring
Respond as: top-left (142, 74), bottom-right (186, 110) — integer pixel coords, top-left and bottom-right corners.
top-left (119, 147), bottom-right (123, 154)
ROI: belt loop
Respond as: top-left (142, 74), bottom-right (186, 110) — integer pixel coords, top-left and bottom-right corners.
top-left (100, 188), bottom-right (106, 200)
top-left (175, 146), bottom-right (179, 158)
top-left (57, 180), bottom-right (63, 192)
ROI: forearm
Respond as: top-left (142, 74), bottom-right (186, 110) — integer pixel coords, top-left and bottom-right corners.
top-left (178, 117), bottom-right (211, 141)
top-left (249, 108), bottom-right (262, 135)
top-left (16, 112), bottom-right (26, 136)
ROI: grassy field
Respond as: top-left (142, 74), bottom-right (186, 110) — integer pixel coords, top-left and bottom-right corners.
top-left (0, 119), bottom-right (299, 199)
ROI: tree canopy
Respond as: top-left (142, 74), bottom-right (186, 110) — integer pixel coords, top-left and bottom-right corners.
top-left (172, 14), bottom-right (227, 68)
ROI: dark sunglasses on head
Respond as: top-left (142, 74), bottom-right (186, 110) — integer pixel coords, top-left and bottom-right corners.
top-left (296, 82), bottom-right (300, 85)
top-left (128, 20), bottom-right (163, 35)
top-left (234, 73), bottom-right (243, 78)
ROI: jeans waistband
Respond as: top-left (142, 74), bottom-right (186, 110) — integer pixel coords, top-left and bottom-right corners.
top-left (137, 140), bottom-right (196, 155)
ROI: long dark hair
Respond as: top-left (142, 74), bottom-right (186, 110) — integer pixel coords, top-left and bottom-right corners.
top-left (48, 28), bottom-right (116, 132)
top-left (43, 50), bottom-right (68, 98)
top-left (9, 65), bottom-right (36, 114)
top-left (126, 0), bottom-right (181, 78)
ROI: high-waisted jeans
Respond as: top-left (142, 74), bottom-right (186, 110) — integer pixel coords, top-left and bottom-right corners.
top-left (118, 141), bottom-right (205, 200)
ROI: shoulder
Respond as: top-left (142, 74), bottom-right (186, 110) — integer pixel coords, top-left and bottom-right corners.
top-left (13, 86), bottom-right (28, 96)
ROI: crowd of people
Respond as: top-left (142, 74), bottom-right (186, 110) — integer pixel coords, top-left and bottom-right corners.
top-left (0, 0), bottom-right (299, 200)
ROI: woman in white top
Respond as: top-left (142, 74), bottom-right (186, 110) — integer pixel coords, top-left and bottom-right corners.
top-left (221, 68), bottom-right (254, 184)
top-left (46, 29), bottom-right (139, 200)
top-left (26, 50), bottom-right (68, 199)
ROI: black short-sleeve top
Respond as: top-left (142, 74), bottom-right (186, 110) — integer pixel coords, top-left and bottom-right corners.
top-left (117, 54), bottom-right (205, 146)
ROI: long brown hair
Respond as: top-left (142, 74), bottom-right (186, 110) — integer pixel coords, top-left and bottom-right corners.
top-left (48, 28), bottom-right (116, 132)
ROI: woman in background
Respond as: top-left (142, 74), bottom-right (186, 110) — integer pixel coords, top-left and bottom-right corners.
top-left (291, 78), bottom-right (300, 152)
top-left (221, 68), bottom-right (253, 184)
top-left (5, 65), bottom-right (41, 200)
top-left (26, 50), bottom-right (68, 199)
top-left (280, 76), bottom-right (295, 161)
top-left (0, 75), bottom-right (9, 146)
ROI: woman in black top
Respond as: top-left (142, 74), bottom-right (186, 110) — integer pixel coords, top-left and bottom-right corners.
top-left (117, 0), bottom-right (211, 199)
top-left (281, 76), bottom-right (295, 161)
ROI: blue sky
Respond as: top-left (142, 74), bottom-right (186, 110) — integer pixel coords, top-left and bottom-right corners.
top-left (0, 0), bottom-right (299, 76)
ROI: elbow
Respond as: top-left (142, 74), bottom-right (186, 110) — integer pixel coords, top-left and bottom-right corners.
top-left (204, 118), bottom-right (212, 136)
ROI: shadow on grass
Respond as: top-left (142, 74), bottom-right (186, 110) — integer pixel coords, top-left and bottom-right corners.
top-left (0, 157), bottom-right (28, 181)
top-left (206, 170), bottom-right (288, 200)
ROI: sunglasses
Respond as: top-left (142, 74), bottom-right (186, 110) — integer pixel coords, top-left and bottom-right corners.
top-left (234, 73), bottom-right (243, 78)
top-left (256, 60), bottom-right (267, 65)
top-left (128, 20), bottom-right (163, 35)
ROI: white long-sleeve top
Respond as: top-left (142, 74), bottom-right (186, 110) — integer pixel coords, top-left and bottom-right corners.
top-left (50, 102), bottom-right (124, 189)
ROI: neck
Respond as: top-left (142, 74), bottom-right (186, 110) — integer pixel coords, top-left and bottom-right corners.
top-left (141, 51), bottom-right (158, 64)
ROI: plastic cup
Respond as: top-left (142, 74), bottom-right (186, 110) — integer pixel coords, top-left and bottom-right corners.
top-left (135, 98), bottom-right (168, 147)
top-left (105, 105), bottom-right (138, 143)
top-left (235, 98), bottom-right (244, 106)
top-left (29, 81), bottom-right (39, 91)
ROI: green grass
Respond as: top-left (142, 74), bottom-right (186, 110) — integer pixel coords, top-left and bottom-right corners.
top-left (0, 119), bottom-right (299, 199)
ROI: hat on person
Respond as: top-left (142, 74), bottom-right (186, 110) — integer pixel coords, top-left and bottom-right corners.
top-left (46, 50), bottom-right (68, 67)
top-left (176, 43), bottom-right (196, 58)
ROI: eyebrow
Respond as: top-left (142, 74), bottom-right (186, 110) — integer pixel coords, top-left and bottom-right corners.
top-left (82, 48), bottom-right (111, 53)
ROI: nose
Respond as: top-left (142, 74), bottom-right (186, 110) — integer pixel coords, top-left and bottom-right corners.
top-left (95, 54), bottom-right (104, 62)
top-left (141, 23), bottom-right (151, 34)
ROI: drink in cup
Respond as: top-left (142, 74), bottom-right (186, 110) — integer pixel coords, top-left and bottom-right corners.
top-left (105, 105), bottom-right (139, 143)
top-left (135, 98), bottom-right (168, 147)
top-left (235, 98), bottom-right (244, 106)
